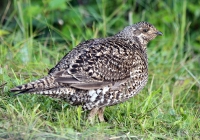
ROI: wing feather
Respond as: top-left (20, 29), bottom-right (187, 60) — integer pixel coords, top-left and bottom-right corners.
top-left (49, 37), bottom-right (145, 90)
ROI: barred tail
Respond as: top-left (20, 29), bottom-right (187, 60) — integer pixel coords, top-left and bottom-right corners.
top-left (10, 76), bottom-right (58, 94)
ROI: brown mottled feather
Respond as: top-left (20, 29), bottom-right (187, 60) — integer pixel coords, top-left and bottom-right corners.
top-left (10, 21), bottom-right (162, 122)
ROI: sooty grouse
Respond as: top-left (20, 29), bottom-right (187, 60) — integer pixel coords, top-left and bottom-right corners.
top-left (11, 21), bottom-right (162, 122)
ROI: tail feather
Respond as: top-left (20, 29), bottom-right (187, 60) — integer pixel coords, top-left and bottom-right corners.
top-left (10, 76), bottom-right (59, 94)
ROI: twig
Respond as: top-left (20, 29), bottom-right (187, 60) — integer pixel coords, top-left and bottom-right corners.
top-left (0, 82), bottom-right (7, 89)
top-left (0, 0), bottom-right (11, 24)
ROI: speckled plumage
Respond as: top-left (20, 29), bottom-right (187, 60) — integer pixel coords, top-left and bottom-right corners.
top-left (11, 21), bottom-right (162, 122)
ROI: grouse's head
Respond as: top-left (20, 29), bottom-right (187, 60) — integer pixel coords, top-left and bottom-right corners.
top-left (116, 21), bottom-right (162, 45)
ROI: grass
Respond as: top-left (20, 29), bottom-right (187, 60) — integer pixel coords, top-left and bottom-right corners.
top-left (0, 0), bottom-right (200, 139)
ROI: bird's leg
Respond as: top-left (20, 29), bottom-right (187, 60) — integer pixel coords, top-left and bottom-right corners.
top-left (97, 107), bottom-right (105, 122)
top-left (88, 107), bottom-right (98, 123)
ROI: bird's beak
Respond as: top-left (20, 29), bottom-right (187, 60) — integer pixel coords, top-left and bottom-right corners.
top-left (156, 31), bottom-right (162, 36)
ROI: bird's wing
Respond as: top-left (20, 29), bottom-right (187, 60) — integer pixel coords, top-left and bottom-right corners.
top-left (49, 37), bottom-right (146, 90)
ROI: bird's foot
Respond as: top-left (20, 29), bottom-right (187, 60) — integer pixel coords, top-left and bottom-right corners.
top-left (87, 107), bottom-right (98, 124)
top-left (97, 107), bottom-right (105, 122)
top-left (87, 107), bottom-right (105, 123)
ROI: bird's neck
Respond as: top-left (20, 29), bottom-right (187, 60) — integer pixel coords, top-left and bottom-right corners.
top-left (114, 35), bottom-right (148, 60)
top-left (132, 36), bottom-right (148, 62)
top-left (136, 35), bottom-right (149, 46)
top-left (134, 36), bottom-right (148, 51)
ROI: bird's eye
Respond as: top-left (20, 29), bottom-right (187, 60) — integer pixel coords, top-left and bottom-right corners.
top-left (143, 29), bottom-right (149, 32)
